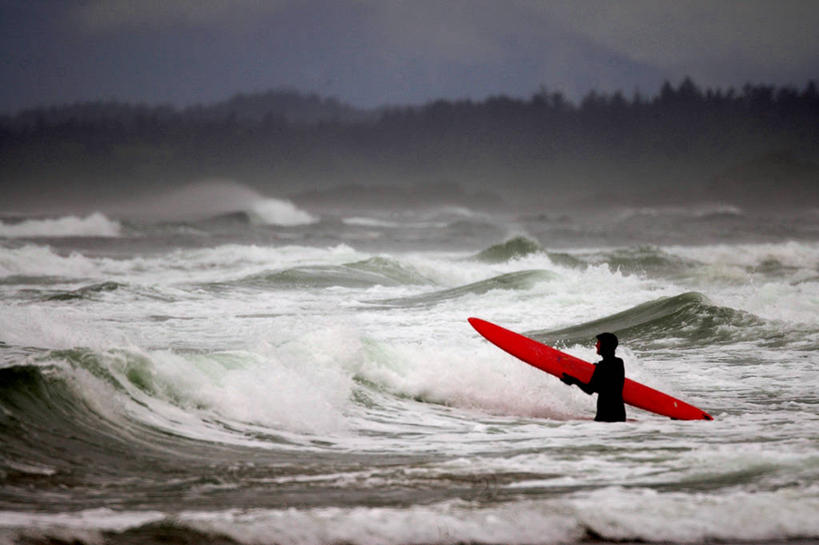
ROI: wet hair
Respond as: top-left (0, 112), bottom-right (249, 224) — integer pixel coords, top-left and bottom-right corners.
top-left (596, 332), bottom-right (618, 355)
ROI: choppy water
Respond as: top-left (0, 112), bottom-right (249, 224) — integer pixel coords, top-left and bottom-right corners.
top-left (1, 195), bottom-right (818, 544)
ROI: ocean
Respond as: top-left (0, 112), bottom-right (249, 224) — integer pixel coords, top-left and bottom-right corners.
top-left (1, 190), bottom-right (818, 544)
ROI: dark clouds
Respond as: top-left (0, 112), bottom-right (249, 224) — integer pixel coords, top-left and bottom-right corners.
top-left (1, 0), bottom-right (817, 113)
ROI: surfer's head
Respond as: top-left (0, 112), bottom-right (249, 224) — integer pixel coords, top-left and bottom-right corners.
top-left (595, 332), bottom-right (618, 356)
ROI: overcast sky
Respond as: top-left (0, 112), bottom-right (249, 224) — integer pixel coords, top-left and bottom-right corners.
top-left (2, 0), bottom-right (818, 113)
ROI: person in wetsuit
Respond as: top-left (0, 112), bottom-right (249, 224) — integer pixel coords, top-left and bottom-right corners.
top-left (560, 332), bottom-right (626, 422)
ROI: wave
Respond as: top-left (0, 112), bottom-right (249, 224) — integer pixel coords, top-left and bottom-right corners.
top-left (0, 335), bottom-right (572, 467)
top-left (124, 180), bottom-right (316, 226)
top-left (544, 251), bottom-right (588, 269)
top-left (0, 242), bottom-right (369, 285)
top-left (0, 212), bottom-right (121, 238)
top-left (0, 342), bottom-right (356, 450)
top-left (472, 236), bottom-right (543, 263)
top-left (348, 256), bottom-right (433, 285)
top-left (3, 491), bottom-right (818, 545)
top-left (542, 243), bottom-right (819, 297)
top-left (246, 198), bottom-right (316, 226)
top-left (617, 203), bottom-right (745, 220)
top-left (591, 246), bottom-right (699, 277)
top-left (0, 361), bottom-right (188, 495)
top-left (0, 329), bottom-right (562, 462)
top-left (0, 353), bottom-right (345, 514)
top-left (192, 199), bottom-right (316, 227)
top-left (0, 274), bottom-right (73, 286)
top-left (34, 281), bottom-right (175, 304)
top-left (529, 292), bottom-right (765, 347)
top-left (45, 281), bottom-right (123, 301)
top-left (0, 307), bottom-right (581, 463)
top-left (536, 246), bottom-right (700, 278)
top-left (0, 244), bottom-right (100, 279)
top-left (667, 241), bottom-right (819, 272)
top-left (227, 256), bottom-right (432, 290)
top-left (372, 269), bottom-right (557, 307)
top-left (471, 242), bottom-right (708, 279)
top-left (342, 216), bottom-right (403, 228)
top-left (0, 295), bottom-right (591, 470)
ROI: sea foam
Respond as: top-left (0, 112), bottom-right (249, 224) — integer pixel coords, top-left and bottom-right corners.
top-left (0, 213), bottom-right (121, 238)
top-left (4, 490), bottom-right (817, 545)
top-left (0, 245), bottom-right (99, 278)
top-left (124, 180), bottom-right (316, 226)
top-left (248, 198), bottom-right (316, 226)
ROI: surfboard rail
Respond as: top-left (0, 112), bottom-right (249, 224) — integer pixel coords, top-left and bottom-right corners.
top-left (468, 317), bottom-right (713, 421)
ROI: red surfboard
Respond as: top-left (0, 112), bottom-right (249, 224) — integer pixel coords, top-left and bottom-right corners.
top-left (469, 317), bottom-right (713, 421)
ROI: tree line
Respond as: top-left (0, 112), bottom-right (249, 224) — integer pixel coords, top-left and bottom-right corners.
top-left (1, 78), bottom-right (817, 206)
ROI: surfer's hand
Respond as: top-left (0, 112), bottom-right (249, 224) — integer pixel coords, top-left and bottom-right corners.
top-left (561, 373), bottom-right (576, 386)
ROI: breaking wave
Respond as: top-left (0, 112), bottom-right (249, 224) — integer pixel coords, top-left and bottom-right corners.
top-left (190, 198), bottom-right (316, 227)
top-left (372, 270), bottom-right (557, 307)
top-left (530, 292), bottom-right (766, 347)
top-left (225, 256), bottom-right (432, 290)
top-left (246, 199), bottom-right (316, 226)
top-left (617, 204), bottom-right (744, 219)
top-left (45, 281), bottom-right (123, 301)
top-left (3, 491), bottom-right (818, 545)
top-left (0, 213), bottom-right (121, 238)
top-left (126, 180), bottom-right (317, 226)
top-left (0, 244), bottom-right (100, 279)
top-left (472, 236), bottom-right (543, 263)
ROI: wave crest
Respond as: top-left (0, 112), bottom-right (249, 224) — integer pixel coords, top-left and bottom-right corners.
top-left (229, 256), bottom-right (431, 290)
top-left (372, 270), bottom-right (556, 307)
top-left (124, 180), bottom-right (317, 226)
top-left (530, 292), bottom-right (764, 347)
top-left (247, 199), bottom-right (316, 226)
top-left (0, 213), bottom-right (121, 238)
top-left (473, 236), bottom-right (543, 263)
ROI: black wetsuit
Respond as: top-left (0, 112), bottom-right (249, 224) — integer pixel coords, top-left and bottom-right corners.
top-left (577, 355), bottom-right (626, 422)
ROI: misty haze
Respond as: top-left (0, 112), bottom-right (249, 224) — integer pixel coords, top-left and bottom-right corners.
top-left (2, 80), bottom-right (818, 218)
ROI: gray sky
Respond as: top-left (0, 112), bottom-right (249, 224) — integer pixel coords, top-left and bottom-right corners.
top-left (2, 0), bottom-right (817, 113)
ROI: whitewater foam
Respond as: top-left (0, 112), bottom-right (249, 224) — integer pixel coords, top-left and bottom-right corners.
top-left (659, 242), bottom-right (819, 324)
top-left (0, 307), bottom-right (129, 350)
top-left (0, 507), bottom-right (165, 531)
top-left (0, 245), bottom-right (99, 278)
top-left (248, 199), bottom-right (316, 226)
top-left (343, 217), bottom-right (403, 228)
top-left (121, 180), bottom-right (317, 226)
top-left (4, 489), bottom-right (818, 545)
top-left (1, 215), bottom-right (817, 545)
top-left (51, 327), bottom-right (363, 436)
top-left (354, 335), bottom-right (587, 420)
top-left (0, 212), bottom-right (121, 238)
top-left (618, 204), bottom-right (744, 220)
top-left (668, 241), bottom-right (819, 270)
top-left (0, 242), bottom-right (369, 286)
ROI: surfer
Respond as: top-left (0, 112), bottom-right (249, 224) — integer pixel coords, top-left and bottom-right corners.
top-left (561, 333), bottom-right (626, 422)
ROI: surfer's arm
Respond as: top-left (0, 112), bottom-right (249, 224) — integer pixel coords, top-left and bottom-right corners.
top-left (560, 373), bottom-right (577, 386)
top-left (561, 373), bottom-right (596, 395)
